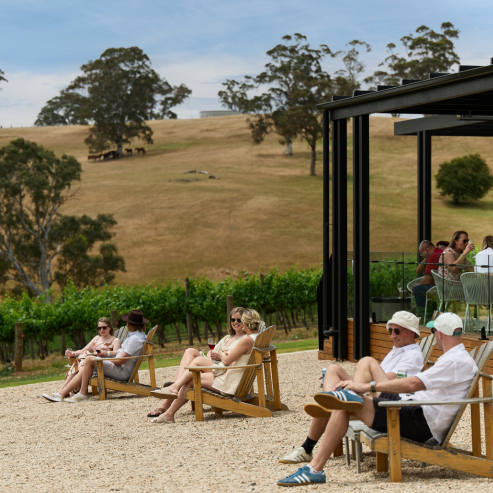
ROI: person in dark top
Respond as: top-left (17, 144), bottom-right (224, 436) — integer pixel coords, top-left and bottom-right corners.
top-left (413, 240), bottom-right (442, 314)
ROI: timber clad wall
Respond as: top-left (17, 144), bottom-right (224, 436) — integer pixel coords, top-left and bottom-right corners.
top-left (319, 319), bottom-right (493, 375)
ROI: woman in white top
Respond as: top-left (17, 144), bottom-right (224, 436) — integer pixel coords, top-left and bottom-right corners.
top-left (150, 308), bottom-right (262, 423)
top-left (475, 235), bottom-right (493, 274)
top-left (147, 307), bottom-right (248, 418)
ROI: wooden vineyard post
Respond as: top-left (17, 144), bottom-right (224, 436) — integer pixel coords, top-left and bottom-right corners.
top-left (60, 328), bottom-right (66, 356)
top-left (226, 295), bottom-right (234, 325)
top-left (111, 310), bottom-right (118, 330)
top-left (185, 278), bottom-right (193, 345)
top-left (260, 274), bottom-right (266, 322)
top-left (14, 322), bottom-right (23, 371)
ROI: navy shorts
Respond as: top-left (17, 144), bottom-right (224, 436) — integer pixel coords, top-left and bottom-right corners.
top-left (371, 392), bottom-right (433, 443)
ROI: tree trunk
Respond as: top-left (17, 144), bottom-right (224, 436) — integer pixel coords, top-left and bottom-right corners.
top-left (175, 322), bottom-right (182, 343)
top-left (29, 337), bottom-right (35, 360)
top-left (215, 322), bottom-right (224, 340)
top-left (0, 342), bottom-right (6, 363)
top-left (285, 137), bottom-right (293, 156)
top-left (60, 328), bottom-right (66, 356)
top-left (291, 310), bottom-right (297, 327)
top-left (156, 325), bottom-right (166, 348)
top-left (192, 318), bottom-right (201, 342)
top-left (310, 146), bottom-right (317, 176)
top-left (308, 305), bottom-right (314, 322)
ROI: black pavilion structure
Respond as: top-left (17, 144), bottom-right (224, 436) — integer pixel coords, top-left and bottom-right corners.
top-left (318, 62), bottom-right (493, 361)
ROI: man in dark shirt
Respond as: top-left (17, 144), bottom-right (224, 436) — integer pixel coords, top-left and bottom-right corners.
top-left (413, 240), bottom-right (442, 314)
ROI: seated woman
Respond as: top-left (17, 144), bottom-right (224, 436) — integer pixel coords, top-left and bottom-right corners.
top-left (475, 236), bottom-right (493, 274)
top-left (42, 310), bottom-right (149, 403)
top-left (150, 308), bottom-right (262, 423)
top-left (42, 317), bottom-right (121, 402)
top-left (147, 306), bottom-right (247, 418)
top-left (438, 230), bottom-right (474, 281)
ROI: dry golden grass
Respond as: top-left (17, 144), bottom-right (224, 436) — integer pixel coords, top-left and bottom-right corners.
top-left (1, 115), bottom-right (493, 285)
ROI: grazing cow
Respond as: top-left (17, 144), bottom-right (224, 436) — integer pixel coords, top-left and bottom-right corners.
top-left (124, 148), bottom-right (133, 155)
top-left (95, 154), bottom-right (103, 160)
top-left (135, 147), bottom-right (146, 154)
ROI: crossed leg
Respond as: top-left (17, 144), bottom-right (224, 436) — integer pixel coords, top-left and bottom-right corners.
top-left (58, 356), bottom-right (97, 398)
top-left (307, 358), bottom-right (391, 443)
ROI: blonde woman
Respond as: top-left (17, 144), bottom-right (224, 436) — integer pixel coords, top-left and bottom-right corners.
top-left (150, 308), bottom-right (262, 423)
top-left (147, 307), bottom-right (248, 418)
top-left (438, 230), bottom-right (474, 281)
top-left (42, 317), bottom-right (121, 402)
top-left (42, 310), bottom-right (148, 403)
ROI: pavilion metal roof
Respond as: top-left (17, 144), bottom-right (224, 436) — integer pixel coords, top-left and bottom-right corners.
top-left (318, 63), bottom-right (493, 120)
top-left (394, 115), bottom-right (493, 137)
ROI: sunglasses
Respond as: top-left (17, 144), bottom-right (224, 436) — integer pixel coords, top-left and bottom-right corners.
top-left (460, 239), bottom-right (469, 243)
top-left (98, 326), bottom-right (108, 330)
top-left (388, 328), bottom-right (401, 335)
top-left (230, 318), bottom-right (243, 323)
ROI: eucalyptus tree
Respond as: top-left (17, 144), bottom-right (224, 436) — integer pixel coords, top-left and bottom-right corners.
top-left (0, 138), bottom-right (125, 301)
top-left (35, 47), bottom-right (191, 153)
top-left (219, 34), bottom-right (335, 175)
top-left (366, 22), bottom-right (460, 87)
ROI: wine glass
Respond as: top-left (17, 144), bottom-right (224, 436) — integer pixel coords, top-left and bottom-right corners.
top-left (66, 347), bottom-right (73, 358)
top-left (397, 282), bottom-right (403, 298)
top-left (207, 338), bottom-right (216, 350)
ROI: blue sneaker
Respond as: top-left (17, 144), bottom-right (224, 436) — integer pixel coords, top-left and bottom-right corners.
top-left (314, 389), bottom-right (364, 412)
top-left (277, 466), bottom-right (326, 487)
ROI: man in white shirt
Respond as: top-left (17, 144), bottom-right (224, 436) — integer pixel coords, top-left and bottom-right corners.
top-left (278, 311), bottom-right (423, 465)
top-left (277, 312), bottom-right (477, 487)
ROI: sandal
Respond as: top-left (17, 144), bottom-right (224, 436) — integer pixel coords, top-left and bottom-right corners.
top-left (161, 381), bottom-right (174, 388)
top-left (147, 409), bottom-right (165, 418)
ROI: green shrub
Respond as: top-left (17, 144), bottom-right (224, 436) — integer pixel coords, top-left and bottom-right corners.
top-left (435, 153), bottom-right (493, 204)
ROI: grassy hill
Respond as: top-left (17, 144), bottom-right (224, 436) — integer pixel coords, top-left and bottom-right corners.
top-left (1, 115), bottom-right (492, 285)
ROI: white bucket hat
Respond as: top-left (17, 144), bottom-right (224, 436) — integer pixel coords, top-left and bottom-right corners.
top-left (426, 312), bottom-right (463, 336)
top-left (386, 311), bottom-right (420, 337)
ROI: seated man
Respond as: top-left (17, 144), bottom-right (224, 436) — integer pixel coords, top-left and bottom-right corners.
top-left (413, 240), bottom-right (442, 314)
top-left (278, 311), bottom-right (423, 464)
top-left (277, 312), bottom-right (477, 486)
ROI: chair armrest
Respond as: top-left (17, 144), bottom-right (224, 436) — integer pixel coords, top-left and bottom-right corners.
top-left (480, 372), bottom-right (493, 381)
top-left (378, 397), bottom-right (493, 407)
top-left (253, 345), bottom-right (277, 352)
top-left (93, 354), bottom-right (151, 361)
top-left (184, 364), bottom-right (262, 371)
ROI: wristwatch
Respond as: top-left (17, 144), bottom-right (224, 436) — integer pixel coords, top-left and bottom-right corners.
top-left (370, 381), bottom-right (376, 392)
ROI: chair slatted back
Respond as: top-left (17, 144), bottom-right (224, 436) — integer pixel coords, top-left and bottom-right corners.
top-left (461, 272), bottom-right (493, 306)
top-left (127, 325), bottom-right (158, 383)
top-left (442, 341), bottom-right (493, 447)
top-left (234, 326), bottom-right (277, 399)
top-left (431, 270), bottom-right (465, 303)
top-left (117, 325), bottom-right (129, 344)
top-left (418, 334), bottom-right (435, 367)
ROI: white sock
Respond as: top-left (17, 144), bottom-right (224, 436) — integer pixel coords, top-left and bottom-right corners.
top-left (307, 466), bottom-right (323, 475)
top-left (54, 392), bottom-right (62, 397)
top-left (347, 390), bottom-right (358, 396)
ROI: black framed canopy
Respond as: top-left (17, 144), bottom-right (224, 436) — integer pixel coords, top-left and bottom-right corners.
top-left (318, 62), bottom-right (493, 362)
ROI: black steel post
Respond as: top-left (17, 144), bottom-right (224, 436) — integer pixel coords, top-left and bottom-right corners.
top-left (353, 115), bottom-right (370, 359)
top-left (332, 118), bottom-right (348, 360)
top-left (321, 110), bottom-right (331, 351)
top-left (417, 131), bottom-right (432, 248)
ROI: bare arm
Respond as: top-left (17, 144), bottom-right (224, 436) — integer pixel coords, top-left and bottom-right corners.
top-left (416, 260), bottom-right (427, 275)
top-left (340, 376), bottom-right (426, 394)
top-left (72, 336), bottom-right (98, 356)
top-left (112, 351), bottom-right (131, 366)
top-left (218, 337), bottom-right (254, 366)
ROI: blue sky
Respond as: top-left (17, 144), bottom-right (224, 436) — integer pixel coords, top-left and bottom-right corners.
top-left (0, 0), bottom-right (491, 127)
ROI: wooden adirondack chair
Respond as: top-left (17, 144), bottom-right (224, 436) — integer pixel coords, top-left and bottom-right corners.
top-left (89, 325), bottom-right (158, 401)
top-left (344, 333), bottom-right (437, 472)
top-left (184, 325), bottom-right (288, 421)
top-left (359, 341), bottom-right (493, 482)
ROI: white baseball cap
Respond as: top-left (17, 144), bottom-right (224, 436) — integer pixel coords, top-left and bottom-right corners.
top-left (386, 311), bottom-right (420, 337)
top-left (426, 312), bottom-right (463, 336)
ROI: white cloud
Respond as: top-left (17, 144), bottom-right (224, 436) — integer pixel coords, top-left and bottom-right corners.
top-left (0, 70), bottom-right (77, 128)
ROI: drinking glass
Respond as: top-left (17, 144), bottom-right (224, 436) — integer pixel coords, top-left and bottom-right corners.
top-left (207, 338), bottom-right (216, 350)
top-left (397, 282), bottom-right (403, 298)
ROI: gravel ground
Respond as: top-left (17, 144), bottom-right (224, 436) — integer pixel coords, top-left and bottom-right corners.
top-left (0, 350), bottom-right (491, 493)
